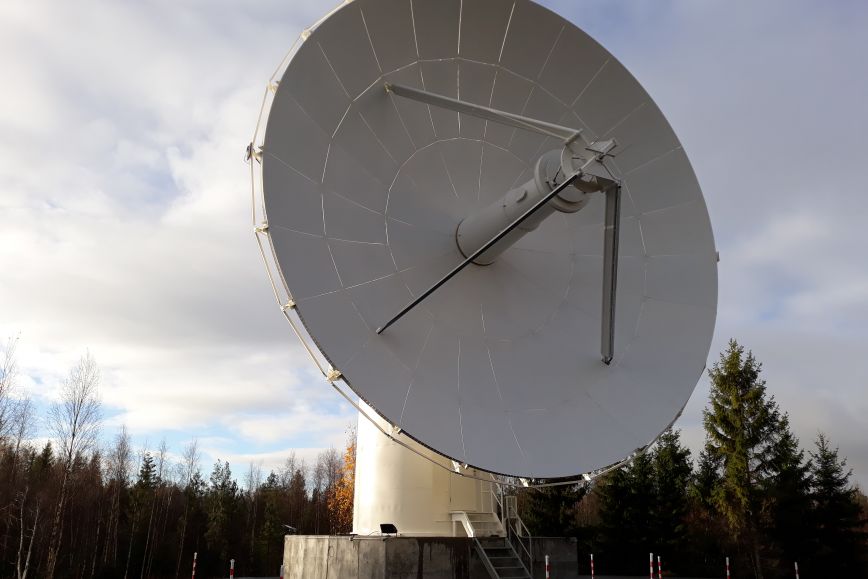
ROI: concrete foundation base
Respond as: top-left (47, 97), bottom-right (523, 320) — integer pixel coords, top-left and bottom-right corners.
top-left (283, 535), bottom-right (581, 579)
top-left (282, 535), bottom-right (488, 579)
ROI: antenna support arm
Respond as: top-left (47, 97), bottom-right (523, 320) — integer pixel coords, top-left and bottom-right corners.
top-left (601, 186), bottom-right (621, 364)
top-left (385, 82), bottom-right (583, 143)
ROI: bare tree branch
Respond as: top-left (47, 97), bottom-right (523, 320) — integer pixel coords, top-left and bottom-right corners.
top-left (44, 351), bottom-right (102, 579)
top-left (0, 334), bottom-right (21, 441)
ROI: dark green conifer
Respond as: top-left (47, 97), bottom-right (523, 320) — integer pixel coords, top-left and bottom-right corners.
top-left (807, 433), bottom-right (866, 576)
top-left (651, 429), bottom-right (692, 559)
top-left (761, 415), bottom-right (812, 574)
top-left (703, 339), bottom-right (781, 579)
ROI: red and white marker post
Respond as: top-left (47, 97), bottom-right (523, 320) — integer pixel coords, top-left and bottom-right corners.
top-left (794, 561), bottom-right (800, 579)
top-left (657, 554), bottom-right (662, 578)
top-left (191, 552), bottom-right (197, 579)
top-left (545, 554), bottom-right (551, 579)
top-left (726, 556), bottom-right (731, 579)
top-left (590, 553), bottom-right (595, 579)
top-left (279, 563), bottom-right (284, 579)
top-left (649, 553), bottom-right (654, 579)
top-left (229, 558), bottom-right (235, 578)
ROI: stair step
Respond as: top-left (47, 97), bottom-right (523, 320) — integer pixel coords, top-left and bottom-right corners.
top-left (469, 512), bottom-right (531, 579)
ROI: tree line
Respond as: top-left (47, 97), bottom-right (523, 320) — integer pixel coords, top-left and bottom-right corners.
top-left (1, 336), bottom-right (866, 578)
top-left (519, 340), bottom-right (868, 578)
top-left (0, 338), bottom-right (357, 579)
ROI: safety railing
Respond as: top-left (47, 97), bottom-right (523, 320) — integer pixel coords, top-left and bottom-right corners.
top-left (490, 479), bottom-right (534, 578)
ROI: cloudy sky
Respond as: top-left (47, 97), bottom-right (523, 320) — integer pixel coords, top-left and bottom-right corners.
top-left (2, 0), bottom-right (867, 486)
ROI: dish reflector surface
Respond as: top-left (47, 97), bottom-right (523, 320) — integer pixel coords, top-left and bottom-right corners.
top-left (260, 0), bottom-right (717, 478)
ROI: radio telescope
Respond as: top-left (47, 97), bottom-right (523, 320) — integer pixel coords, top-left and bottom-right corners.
top-left (250, 0), bottom-right (716, 485)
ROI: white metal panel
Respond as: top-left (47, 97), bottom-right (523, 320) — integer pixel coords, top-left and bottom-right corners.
top-left (317, 5), bottom-right (381, 99)
top-left (419, 60), bottom-right (460, 139)
top-left (269, 227), bottom-right (341, 301)
top-left (625, 148), bottom-right (703, 214)
top-left (458, 0), bottom-right (515, 63)
top-left (537, 24), bottom-right (609, 105)
top-left (383, 65), bottom-right (438, 148)
top-left (608, 104), bottom-right (681, 175)
top-left (456, 60), bottom-right (497, 139)
top-left (322, 190), bottom-right (385, 244)
top-left (262, 157), bottom-right (323, 236)
top-left (498, 0), bottom-right (564, 81)
top-left (322, 143), bottom-right (389, 213)
top-left (357, 0), bottom-right (417, 73)
top-left (281, 38), bottom-right (350, 137)
top-left (331, 111), bottom-right (398, 187)
top-left (298, 290), bottom-right (371, 369)
top-left (485, 69), bottom-right (535, 148)
top-left (263, 95), bottom-right (331, 183)
top-left (411, 0), bottom-right (461, 60)
top-left (259, 0), bottom-right (718, 478)
top-left (354, 83), bottom-right (417, 166)
top-left (573, 60), bottom-right (648, 138)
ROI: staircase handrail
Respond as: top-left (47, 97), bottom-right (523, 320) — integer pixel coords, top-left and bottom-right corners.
top-left (473, 537), bottom-right (501, 578)
top-left (490, 477), bottom-right (534, 578)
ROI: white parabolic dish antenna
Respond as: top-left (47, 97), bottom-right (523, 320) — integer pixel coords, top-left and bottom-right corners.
top-left (251, 0), bottom-right (717, 479)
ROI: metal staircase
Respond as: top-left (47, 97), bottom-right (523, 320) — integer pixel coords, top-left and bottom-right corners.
top-left (450, 481), bottom-right (534, 579)
top-left (475, 537), bottom-right (532, 579)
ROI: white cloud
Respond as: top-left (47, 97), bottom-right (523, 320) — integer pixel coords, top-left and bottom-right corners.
top-left (0, 0), bottom-right (344, 468)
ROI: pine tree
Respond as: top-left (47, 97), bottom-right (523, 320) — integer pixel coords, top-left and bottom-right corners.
top-left (807, 433), bottom-right (866, 576)
top-left (691, 447), bottom-right (722, 512)
top-left (686, 448), bottom-right (727, 576)
top-left (285, 466), bottom-right (307, 531)
top-left (651, 430), bottom-right (692, 562)
top-left (703, 340), bottom-right (780, 579)
top-left (761, 414), bottom-right (812, 574)
top-left (31, 442), bottom-right (54, 484)
top-left (597, 451), bottom-right (655, 574)
top-left (124, 452), bottom-right (156, 579)
top-left (206, 460), bottom-right (237, 563)
top-left (595, 432), bottom-right (692, 574)
top-left (520, 482), bottom-right (585, 537)
top-left (258, 472), bottom-right (283, 570)
top-left (136, 452), bottom-right (156, 490)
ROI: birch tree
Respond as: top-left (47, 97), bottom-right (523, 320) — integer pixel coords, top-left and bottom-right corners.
top-left (0, 335), bottom-right (20, 441)
top-left (15, 487), bottom-right (39, 579)
top-left (174, 438), bottom-right (200, 579)
top-left (44, 352), bottom-right (102, 579)
top-left (104, 426), bottom-right (132, 567)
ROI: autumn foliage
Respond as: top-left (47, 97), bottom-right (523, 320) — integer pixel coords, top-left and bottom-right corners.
top-left (328, 426), bottom-right (356, 534)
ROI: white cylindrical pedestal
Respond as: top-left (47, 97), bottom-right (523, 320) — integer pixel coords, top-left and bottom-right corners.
top-left (353, 402), bottom-right (490, 536)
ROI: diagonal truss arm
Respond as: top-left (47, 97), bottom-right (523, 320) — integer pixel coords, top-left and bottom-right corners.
top-left (376, 171), bottom-right (583, 334)
top-left (601, 186), bottom-right (621, 365)
top-left (385, 82), bottom-right (583, 143)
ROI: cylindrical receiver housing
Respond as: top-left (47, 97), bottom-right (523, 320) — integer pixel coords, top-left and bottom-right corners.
top-left (455, 149), bottom-right (589, 264)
